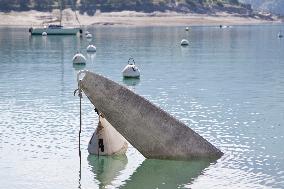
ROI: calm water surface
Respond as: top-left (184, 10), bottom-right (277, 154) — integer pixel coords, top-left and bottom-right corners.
top-left (0, 25), bottom-right (284, 189)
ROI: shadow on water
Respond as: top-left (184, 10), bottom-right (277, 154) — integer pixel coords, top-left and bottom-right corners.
top-left (87, 155), bottom-right (128, 188)
top-left (120, 158), bottom-right (214, 189)
top-left (88, 153), bottom-right (215, 189)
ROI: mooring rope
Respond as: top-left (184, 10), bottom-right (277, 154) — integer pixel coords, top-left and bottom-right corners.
top-left (74, 81), bottom-right (83, 182)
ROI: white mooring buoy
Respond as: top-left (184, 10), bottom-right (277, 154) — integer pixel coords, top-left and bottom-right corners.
top-left (122, 57), bottom-right (140, 78)
top-left (42, 32), bottom-right (47, 36)
top-left (72, 52), bottom-right (86, 64)
top-left (185, 27), bottom-right (189, 31)
top-left (86, 45), bottom-right (96, 53)
top-left (180, 39), bottom-right (189, 46)
top-left (86, 33), bottom-right (93, 39)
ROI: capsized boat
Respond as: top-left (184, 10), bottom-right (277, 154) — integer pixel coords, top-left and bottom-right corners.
top-left (77, 70), bottom-right (223, 160)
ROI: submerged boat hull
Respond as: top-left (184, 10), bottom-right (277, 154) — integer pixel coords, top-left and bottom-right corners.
top-left (79, 71), bottom-right (223, 160)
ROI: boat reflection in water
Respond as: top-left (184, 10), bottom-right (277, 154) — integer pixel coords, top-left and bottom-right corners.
top-left (121, 159), bottom-right (213, 189)
top-left (87, 155), bottom-right (128, 188)
top-left (88, 154), bottom-right (215, 189)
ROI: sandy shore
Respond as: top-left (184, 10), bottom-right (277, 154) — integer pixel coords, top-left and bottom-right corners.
top-left (0, 9), bottom-right (281, 27)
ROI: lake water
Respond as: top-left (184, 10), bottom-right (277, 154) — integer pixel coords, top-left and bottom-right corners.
top-left (0, 25), bottom-right (284, 189)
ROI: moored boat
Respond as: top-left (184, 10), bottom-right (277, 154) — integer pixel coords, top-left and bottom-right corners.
top-left (29, 25), bottom-right (82, 35)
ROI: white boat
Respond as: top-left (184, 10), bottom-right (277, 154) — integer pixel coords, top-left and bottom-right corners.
top-left (29, 1), bottom-right (82, 35)
top-left (122, 58), bottom-right (140, 78)
top-left (29, 24), bottom-right (82, 35)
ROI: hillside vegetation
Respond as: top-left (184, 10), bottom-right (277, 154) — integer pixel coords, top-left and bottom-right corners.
top-left (0, 0), bottom-right (252, 15)
top-left (240, 0), bottom-right (284, 16)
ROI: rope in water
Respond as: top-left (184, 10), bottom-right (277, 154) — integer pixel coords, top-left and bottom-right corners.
top-left (74, 81), bottom-right (82, 182)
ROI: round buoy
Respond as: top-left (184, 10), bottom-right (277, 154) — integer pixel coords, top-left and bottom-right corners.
top-left (185, 27), bottom-right (189, 31)
top-left (86, 33), bottom-right (92, 39)
top-left (122, 58), bottom-right (140, 78)
top-left (87, 45), bottom-right (96, 52)
top-left (42, 32), bottom-right (47, 36)
top-left (72, 53), bottom-right (86, 64)
top-left (180, 39), bottom-right (189, 46)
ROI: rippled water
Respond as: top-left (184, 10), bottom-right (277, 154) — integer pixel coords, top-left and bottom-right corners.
top-left (0, 25), bottom-right (284, 189)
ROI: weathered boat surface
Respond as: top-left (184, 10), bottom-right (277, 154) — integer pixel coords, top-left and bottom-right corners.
top-left (79, 71), bottom-right (223, 160)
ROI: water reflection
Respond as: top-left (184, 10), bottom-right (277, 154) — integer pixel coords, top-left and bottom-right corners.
top-left (73, 63), bottom-right (86, 71)
top-left (88, 153), bottom-right (214, 189)
top-left (87, 155), bottom-right (128, 188)
top-left (122, 158), bottom-right (213, 189)
top-left (122, 78), bottom-right (140, 86)
top-left (87, 52), bottom-right (96, 65)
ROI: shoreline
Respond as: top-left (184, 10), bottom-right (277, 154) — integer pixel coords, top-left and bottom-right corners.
top-left (0, 9), bottom-right (282, 27)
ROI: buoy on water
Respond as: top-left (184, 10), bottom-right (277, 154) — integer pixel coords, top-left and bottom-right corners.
top-left (278, 32), bottom-right (283, 38)
top-left (185, 27), bottom-right (189, 31)
top-left (86, 33), bottom-right (93, 39)
top-left (87, 44), bottom-right (96, 53)
top-left (42, 32), bottom-right (47, 36)
top-left (72, 52), bottom-right (86, 64)
top-left (122, 57), bottom-right (140, 78)
top-left (88, 114), bottom-right (128, 155)
top-left (180, 39), bottom-right (189, 46)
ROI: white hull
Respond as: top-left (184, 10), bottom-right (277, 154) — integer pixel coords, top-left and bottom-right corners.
top-left (30, 27), bottom-right (80, 35)
top-left (88, 116), bottom-right (128, 155)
